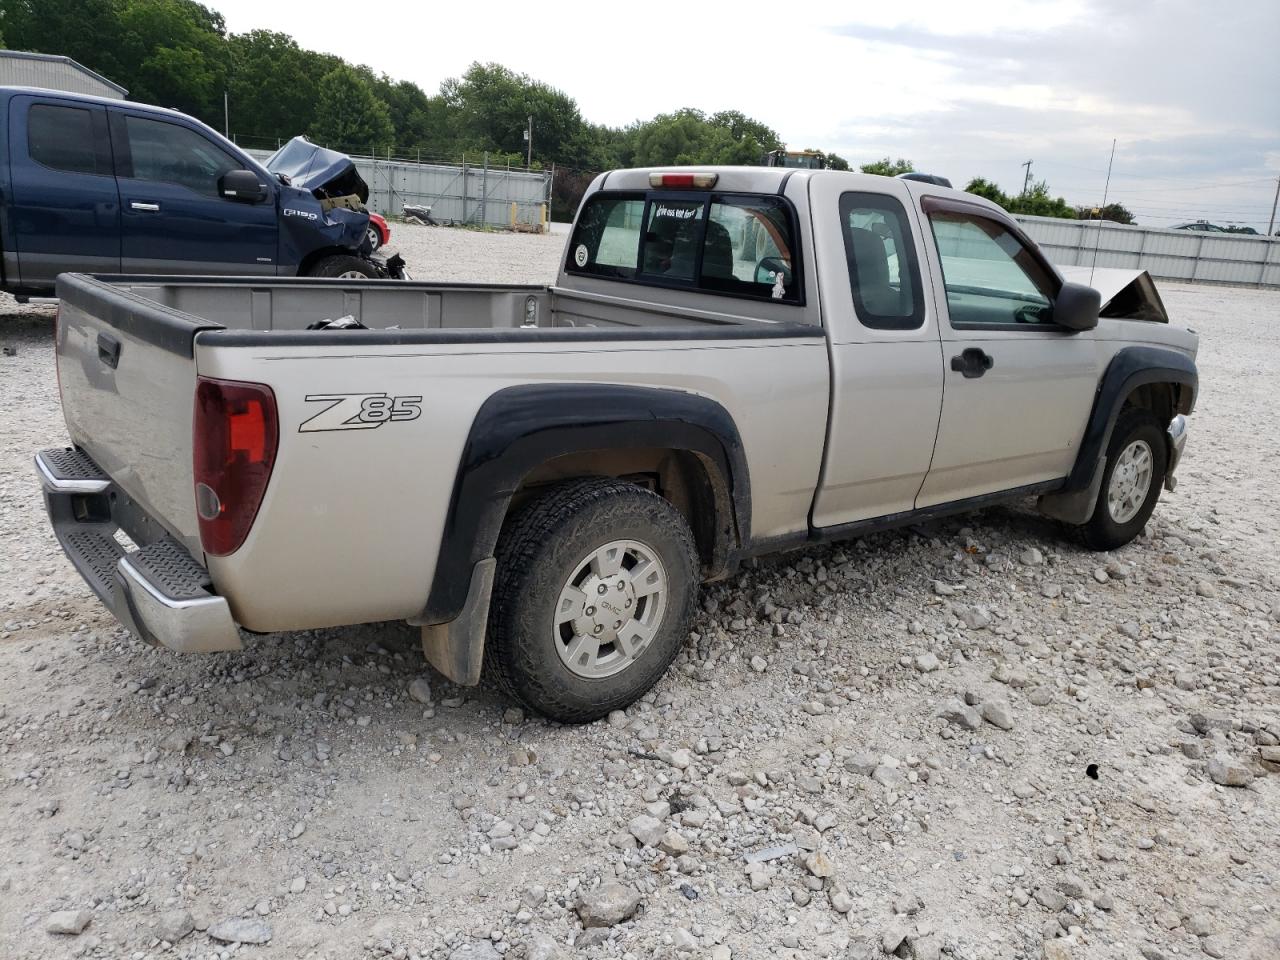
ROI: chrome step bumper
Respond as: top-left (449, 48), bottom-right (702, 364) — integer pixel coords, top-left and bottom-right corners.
top-left (35, 447), bottom-right (242, 653)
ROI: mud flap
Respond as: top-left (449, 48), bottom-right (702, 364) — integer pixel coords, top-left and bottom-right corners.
top-left (415, 558), bottom-right (494, 685)
top-left (1038, 455), bottom-right (1106, 524)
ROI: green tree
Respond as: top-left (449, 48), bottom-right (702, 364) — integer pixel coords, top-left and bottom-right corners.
top-left (627, 108), bottom-right (782, 166)
top-left (227, 31), bottom-right (341, 144)
top-left (823, 152), bottom-right (850, 171)
top-left (1008, 180), bottom-right (1074, 218)
top-left (115, 0), bottom-right (228, 120)
top-left (309, 65), bottom-right (394, 154)
top-left (1, 0), bottom-right (227, 120)
top-left (1, 0), bottom-right (132, 96)
top-left (860, 157), bottom-right (914, 177)
top-left (964, 177), bottom-right (1076, 220)
top-left (443, 62), bottom-right (587, 166)
top-left (963, 177), bottom-right (1009, 205)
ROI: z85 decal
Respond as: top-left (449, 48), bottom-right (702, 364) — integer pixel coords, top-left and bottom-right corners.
top-left (299, 393), bottom-right (423, 432)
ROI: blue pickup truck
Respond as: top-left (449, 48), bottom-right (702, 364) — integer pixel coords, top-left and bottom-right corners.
top-left (0, 86), bottom-right (405, 298)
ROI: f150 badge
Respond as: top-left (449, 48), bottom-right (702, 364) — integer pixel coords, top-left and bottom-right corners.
top-left (299, 393), bottom-right (422, 432)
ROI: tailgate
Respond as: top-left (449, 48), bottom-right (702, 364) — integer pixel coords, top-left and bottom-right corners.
top-left (54, 274), bottom-right (224, 555)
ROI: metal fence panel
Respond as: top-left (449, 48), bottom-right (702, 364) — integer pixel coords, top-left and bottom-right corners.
top-left (1014, 215), bottom-right (1280, 288)
top-left (246, 150), bottom-right (552, 229)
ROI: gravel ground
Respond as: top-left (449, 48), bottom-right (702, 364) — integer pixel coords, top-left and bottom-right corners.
top-left (1, 230), bottom-right (1278, 960)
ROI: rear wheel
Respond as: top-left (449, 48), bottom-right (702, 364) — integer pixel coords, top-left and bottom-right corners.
top-left (308, 255), bottom-right (378, 279)
top-left (485, 477), bottom-right (698, 723)
top-left (1079, 408), bottom-right (1167, 550)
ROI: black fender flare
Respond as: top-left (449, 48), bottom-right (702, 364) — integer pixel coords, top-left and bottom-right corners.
top-left (421, 383), bottom-right (751, 625)
top-left (1063, 345), bottom-right (1197, 493)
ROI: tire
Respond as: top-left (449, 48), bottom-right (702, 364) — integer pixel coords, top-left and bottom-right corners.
top-left (485, 477), bottom-right (699, 723)
top-left (1079, 408), bottom-right (1168, 551)
top-left (307, 255), bottom-right (378, 279)
top-left (366, 227), bottom-right (382, 252)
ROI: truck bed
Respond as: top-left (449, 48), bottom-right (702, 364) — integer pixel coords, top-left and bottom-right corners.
top-left (51, 272), bottom-right (829, 635)
top-left (78, 274), bottom-right (814, 339)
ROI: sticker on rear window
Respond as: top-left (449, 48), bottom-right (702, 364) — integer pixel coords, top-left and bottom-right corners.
top-left (574, 244), bottom-right (589, 268)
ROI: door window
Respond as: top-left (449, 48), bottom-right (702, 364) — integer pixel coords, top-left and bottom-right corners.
top-left (929, 210), bottom-right (1058, 327)
top-left (840, 193), bottom-right (924, 329)
top-left (121, 116), bottom-right (240, 196)
top-left (29, 104), bottom-right (105, 176)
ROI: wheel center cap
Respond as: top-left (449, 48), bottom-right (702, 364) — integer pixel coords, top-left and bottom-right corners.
top-left (574, 573), bottom-right (636, 643)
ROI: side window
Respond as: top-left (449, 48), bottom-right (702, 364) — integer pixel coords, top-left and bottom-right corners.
top-left (928, 210), bottom-right (1058, 326)
top-left (840, 192), bottom-right (924, 329)
top-left (566, 191), bottom-right (802, 304)
top-left (29, 104), bottom-right (104, 176)
top-left (122, 116), bottom-right (239, 196)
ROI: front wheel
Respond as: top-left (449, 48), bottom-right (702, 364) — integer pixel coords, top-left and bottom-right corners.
top-left (307, 255), bottom-right (379, 280)
top-left (366, 226), bottom-right (383, 252)
top-left (1079, 408), bottom-right (1168, 551)
top-left (485, 477), bottom-right (698, 723)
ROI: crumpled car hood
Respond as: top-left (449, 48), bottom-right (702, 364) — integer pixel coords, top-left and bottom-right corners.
top-left (264, 136), bottom-right (369, 204)
top-left (1058, 266), bottom-right (1170, 323)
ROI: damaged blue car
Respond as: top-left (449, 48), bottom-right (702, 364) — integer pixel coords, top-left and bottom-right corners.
top-left (0, 87), bottom-right (407, 297)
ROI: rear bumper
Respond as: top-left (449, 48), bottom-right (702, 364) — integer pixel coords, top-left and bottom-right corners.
top-left (35, 447), bottom-right (242, 653)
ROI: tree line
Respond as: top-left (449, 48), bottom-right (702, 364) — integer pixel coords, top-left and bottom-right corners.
top-left (1, 0), bottom-right (1135, 224)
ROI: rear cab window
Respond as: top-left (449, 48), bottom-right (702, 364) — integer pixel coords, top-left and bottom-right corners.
top-left (566, 191), bottom-right (803, 304)
top-left (840, 192), bottom-right (925, 330)
top-left (28, 103), bottom-right (109, 176)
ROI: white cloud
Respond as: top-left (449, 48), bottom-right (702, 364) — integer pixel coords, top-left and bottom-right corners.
top-left (212, 0), bottom-right (1280, 230)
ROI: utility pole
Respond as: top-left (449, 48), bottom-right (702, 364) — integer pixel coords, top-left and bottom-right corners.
top-left (1020, 159), bottom-right (1033, 197)
top-left (1268, 175), bottom-right (1280, 236)
top-left (223, 91), bottom-right (229, 138)
top-left (525, 115), bottom-right (533, 168)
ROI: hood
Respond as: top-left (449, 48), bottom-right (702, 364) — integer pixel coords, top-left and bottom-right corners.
top-left (1058, 266), bottom-right (1170, 323)
top-left (264, 136), bottom-right (369, 204)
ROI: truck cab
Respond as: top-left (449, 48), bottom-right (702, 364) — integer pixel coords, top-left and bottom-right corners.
top-left (0, 87), bottom-right (400, 297)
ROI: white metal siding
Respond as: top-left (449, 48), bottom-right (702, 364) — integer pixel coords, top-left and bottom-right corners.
top-left (1016, 214), bottom-right (1280, 288)
top-left (0, 52), bottom-right (126, 98)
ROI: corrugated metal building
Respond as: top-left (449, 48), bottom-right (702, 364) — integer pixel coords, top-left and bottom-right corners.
top-left (1014, 214), bottom-right (1280, 288)
top-left (0, 50), bottom-right (127, 99)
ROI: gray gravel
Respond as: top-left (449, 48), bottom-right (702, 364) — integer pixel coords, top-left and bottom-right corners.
top-left (1, 237), bottom-right (1278, 959)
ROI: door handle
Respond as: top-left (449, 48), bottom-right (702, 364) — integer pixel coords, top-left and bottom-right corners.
top-left (97, 333), bottom-right (121, 369)
top-left (950, 347), bottom-right (994, 379)
top-left (129, 201), bottom-right (160, 212)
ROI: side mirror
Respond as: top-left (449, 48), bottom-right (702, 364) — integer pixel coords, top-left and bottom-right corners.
top-left (1053, 281), bottom-right (1100, 331)
top-left (219, 169), bottom-right (268, 203)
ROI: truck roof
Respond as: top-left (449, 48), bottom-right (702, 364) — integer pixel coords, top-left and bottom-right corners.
top-left (0, 85), bottom-right (194, 122)
top-left (595, 165), bottom-right (998, 214)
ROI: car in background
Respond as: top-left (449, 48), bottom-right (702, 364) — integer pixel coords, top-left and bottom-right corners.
top-left (1172, 220), bottom-right (1226, 232)
top-left (367, 212), bottom-right (390, 252)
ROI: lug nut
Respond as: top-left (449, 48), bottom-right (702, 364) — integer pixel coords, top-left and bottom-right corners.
top-left (593, 625), bottom-right (603, 634)
top-left (585, 606), bottom-right (595, 616)
top-left (597, 584), bottom-right (607, 594)
top-left (625, 599), bottom-right (632, 608)
top-left (614, 620), bottom-right (622, 629)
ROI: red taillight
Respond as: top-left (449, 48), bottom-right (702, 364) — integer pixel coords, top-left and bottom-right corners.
top-left (649, 172), bottom-right (719, 189)
top-left (193, 377), bottom-right (278, 557)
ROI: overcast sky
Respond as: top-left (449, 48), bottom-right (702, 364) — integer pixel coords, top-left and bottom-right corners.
top-left (215, 0), bottom-right (1280, 230)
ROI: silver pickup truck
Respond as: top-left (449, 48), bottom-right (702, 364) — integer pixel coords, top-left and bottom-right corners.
top-left (36, 166), bottom-right (1198, 722)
